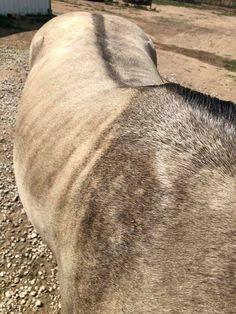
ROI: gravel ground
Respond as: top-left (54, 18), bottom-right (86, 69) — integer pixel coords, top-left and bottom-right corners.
top-left (0, 46), bottom-right (60, 313)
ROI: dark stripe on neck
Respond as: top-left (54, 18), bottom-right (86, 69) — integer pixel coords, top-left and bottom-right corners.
top-left (165, 83), bottom-right (236, 125)
top-left (92, 13), bottom-right (127, 87)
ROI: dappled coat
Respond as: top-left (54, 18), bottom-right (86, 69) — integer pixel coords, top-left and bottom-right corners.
top-left (14, 12), bottom-right (236, 314)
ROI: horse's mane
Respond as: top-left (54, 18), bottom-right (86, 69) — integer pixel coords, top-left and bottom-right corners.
top-left (164, 83), bottom-right (236, 125)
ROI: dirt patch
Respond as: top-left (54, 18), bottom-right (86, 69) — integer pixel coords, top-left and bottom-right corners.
top-left (51, 0), bottom-right (236, 101)
top-left (155, 42), bottom-right (236, 72)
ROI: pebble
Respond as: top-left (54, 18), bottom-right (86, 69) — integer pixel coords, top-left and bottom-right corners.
top-left (13, 194), bottom-right (19, 202)
top-left (35, 300), bottom-right (43, 308)
top-left (0, 271), bottom-right (5, 277)
top-left (19, 291), bottom-right (27, 299)
top-left (39, 285), bottom-right (46, 293)
top-left (5, 291), bottom-right (11, 298)
top-left (30, 291), bottom-right (37, 297)
top-left (31, 232), bottom-right (38, 239)
top-left (30, 279), bottom-right (36, 285)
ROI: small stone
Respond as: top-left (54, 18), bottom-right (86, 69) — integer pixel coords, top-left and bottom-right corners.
top-left (31, 232), bottom-right (37, 238)
top-left (5, 291), bottom-right (11, 298)
top-left (0, 271), bottom-right (5, 277)
top-left (13, 194), bottom-right (19, 202)
top-left (39, 285), bottom-right (46, 293)
top-left (30, 291), bottom-right (37, 296)
top-left (19, 291), bottom-right (27, 298)
top-left (30, 279), bottom-right (36, 285)
top-left (35, 300), bottom-right (43, 307)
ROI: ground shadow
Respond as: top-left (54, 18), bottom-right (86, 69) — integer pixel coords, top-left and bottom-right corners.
top-left (0, 15), bottom-right (56, 38)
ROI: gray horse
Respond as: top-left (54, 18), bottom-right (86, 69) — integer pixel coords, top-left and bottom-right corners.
top-left (14, 12), bottom-right (236, 314)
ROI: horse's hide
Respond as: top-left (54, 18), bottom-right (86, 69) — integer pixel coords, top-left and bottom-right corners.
top-left (14, 11), bottom-right (236, 314)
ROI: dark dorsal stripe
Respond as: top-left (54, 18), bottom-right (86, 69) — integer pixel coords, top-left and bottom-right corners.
top-left (92, 13), bottom-right (127, 87)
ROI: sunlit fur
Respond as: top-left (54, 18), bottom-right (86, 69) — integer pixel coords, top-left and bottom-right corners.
top-left (14, 12), bottom-right (236, 314)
